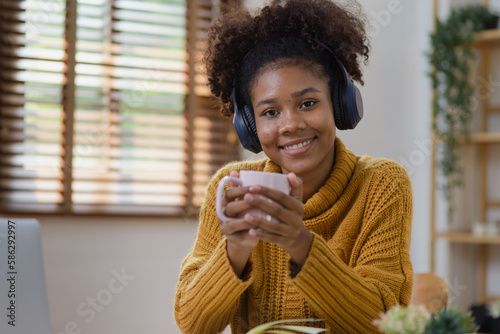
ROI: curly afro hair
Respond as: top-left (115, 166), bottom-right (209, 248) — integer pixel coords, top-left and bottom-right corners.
top-left (205, 0), bottom-right (370, 117)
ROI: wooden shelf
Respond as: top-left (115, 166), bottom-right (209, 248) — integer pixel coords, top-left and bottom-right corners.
top-left (430, 7), bottom-right (499, 307)
top-left (435, 132), bottom-right (500, 144)
top-left (435, 232), bottom-right (500, 244)
top-left (469, 132), bottom-right (500, 144)
top-left (473, 29), bottom-right (500, 47)
top-left (484, 295), bottom-right (500, 302)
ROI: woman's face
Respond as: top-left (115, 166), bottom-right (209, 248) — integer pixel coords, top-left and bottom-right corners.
top-left (250, 64), bottom-right (336, 178)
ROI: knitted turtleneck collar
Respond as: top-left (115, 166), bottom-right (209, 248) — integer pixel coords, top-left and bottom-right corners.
top-left (262, 137), bottom-right (357, 219)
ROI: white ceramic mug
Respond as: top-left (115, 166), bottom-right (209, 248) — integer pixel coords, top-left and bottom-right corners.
top-left (215, 170), bottom-right (291, 223)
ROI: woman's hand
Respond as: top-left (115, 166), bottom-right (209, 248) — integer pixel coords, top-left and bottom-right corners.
top-left (242, 173), bottom-right (313, 266)
top-left (219, 171), bottom-right (260, 276)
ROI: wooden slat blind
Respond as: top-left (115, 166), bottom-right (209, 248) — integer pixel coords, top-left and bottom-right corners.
top-left (188, 0), bottom-right (240, 207)
top-left (0, 0), bottom-right (67, 213)
top-left (0, 0), bottom-right (240, 215)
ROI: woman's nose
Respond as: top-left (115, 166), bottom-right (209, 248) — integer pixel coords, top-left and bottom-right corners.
top-left (279, 109), bottom-right (306, 134)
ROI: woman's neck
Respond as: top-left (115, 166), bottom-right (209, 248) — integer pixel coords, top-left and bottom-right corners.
top-left (296, 151), bottom-right (335, 203)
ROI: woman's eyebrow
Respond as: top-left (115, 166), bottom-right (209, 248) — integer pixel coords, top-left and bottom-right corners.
top-left (292, 87), bottom-right (321, 98)
top-left (255, 98), bottom-right (278, 109)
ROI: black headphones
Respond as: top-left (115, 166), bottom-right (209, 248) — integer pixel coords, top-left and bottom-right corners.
top-left (232, 41), bottom-right (364, 154)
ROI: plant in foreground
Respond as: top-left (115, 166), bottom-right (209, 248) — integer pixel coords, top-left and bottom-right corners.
top-left (488, 299), bottom-right (500, 319)
top-left (374, 305), bottom-right (478, 334)
top-left (425, 307), bottom-right (478, 334)
top-left (373, 304), bottom-right (430, 334)
top-left (247, 319), bottom-right (327, 334)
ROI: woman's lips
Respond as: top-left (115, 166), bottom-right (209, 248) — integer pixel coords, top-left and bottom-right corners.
top-left (280, 137), bottom-right (315, 154)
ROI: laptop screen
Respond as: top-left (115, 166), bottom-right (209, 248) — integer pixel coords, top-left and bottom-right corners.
top-left (0, 218), bottom-right (51, 334)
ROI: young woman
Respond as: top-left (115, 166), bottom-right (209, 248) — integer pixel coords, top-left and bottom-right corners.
top-left (175, 1), bottom-right (413, 333)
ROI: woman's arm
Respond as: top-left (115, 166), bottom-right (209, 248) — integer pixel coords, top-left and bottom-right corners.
top-left (174, 168), bottom-right (256, 334)
top-left (290, 166), bottom-right (413, 333)
top-left (174, 237), bottom-right (252, 333)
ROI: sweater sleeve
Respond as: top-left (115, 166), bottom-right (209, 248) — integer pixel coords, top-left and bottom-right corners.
top-left (174, 167), bottom-right (254, 334)
top-left (289, 164), bottom-right (413, 333)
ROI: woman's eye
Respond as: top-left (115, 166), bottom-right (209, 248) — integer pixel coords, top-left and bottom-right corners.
top-left (263, 109), bottom-right (279, 117)
top-left (301, 100), bottom-right (315, 109)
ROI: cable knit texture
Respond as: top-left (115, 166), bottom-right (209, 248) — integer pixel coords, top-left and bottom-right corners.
top-left (174, 138), bottom-right (413, 334)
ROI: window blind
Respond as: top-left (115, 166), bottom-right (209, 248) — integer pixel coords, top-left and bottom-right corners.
top-left (0, 0), bottom-right (67, 213)
top-left (187, 0), bottom-right (240, 207)
top-left (0, 0), bottom-right (240, 215)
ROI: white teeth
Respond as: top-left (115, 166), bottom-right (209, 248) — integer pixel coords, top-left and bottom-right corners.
top-left (283, 139), bottom-right (312, 150)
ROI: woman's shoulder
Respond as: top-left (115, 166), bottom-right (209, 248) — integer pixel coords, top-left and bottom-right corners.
top-left (356, 155), bottom-right (405, 172)
top-left (354, 155), bottom-right (411, 188)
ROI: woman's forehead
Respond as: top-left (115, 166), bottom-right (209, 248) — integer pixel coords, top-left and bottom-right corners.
top-left (250, 60), bottom-right (329, 90)
top-left (250, 65), bottom-right (331, 104)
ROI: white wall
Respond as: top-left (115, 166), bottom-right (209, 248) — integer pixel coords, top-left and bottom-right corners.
top-left (345, 0), bottom-right (434, 274)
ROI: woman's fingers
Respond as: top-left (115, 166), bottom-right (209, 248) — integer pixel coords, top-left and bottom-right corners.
top-left (220, 172), bottom-right (306, 251)
top-left (223, 186), bottom-right (253, 217)
top-left (288, 173), bottom-right (303, 202)
top-left (222, 172), bottom-right (310, 263)
top-left (247, 173), bottom-right (303, 210)
top-left (248, 227), bottom-right (285, 243)
top-left (229, 170), bottom-right (240, 187)
top-left (244, 212), bottom-right (285, 234)
top-left (219, 171), bottom-right (259, 253)
top-left (224, 185), bottom-right (249, 202)
top-left (243, 192), bottom-right (291, 222)
top-left (241, 174), bottom-right (305, 248)
top-left (220, 170), bottom-right (250, 218)
top-left (245, 190), bottom-right (302, 221)
top-left (220, 217), bottom-right (253, 234)
top-left (223, 172), bottom-right (302, 219)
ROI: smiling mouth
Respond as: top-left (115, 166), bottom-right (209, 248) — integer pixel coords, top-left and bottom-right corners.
top-left (281, 138), bottom-right (314, 150)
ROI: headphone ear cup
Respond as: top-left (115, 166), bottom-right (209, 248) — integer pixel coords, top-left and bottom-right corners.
top-left (241, 105), bottom-right (261, 150)
top-left (332, 81), bottom-right (348, 130)
top-left (316, 40), bottom-right (363, 130)
top-left (232, 86), bottom-right (262, 153)
top-left (332, 78), bottom-right (363, 130)
top-left (343, 80), bottom-right (364, 129)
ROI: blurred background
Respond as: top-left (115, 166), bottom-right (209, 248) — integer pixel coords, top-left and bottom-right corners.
top-left (1, 0), bottom-right (500, 333)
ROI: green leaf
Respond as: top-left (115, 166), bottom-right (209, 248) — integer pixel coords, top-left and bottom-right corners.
top-left (275, 325), bottom-right (328, 333)
top-left (246, 322), bottom-right (276, 334)
top-left (246, 319), bottom-right (325, 334)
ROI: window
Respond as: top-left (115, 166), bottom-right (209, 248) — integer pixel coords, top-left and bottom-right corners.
top-left (0, 0), bottom-right (240, 215)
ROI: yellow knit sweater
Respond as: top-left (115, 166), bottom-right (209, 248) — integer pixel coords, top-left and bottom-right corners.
top-left (174, 138), bottom-right (413, 334)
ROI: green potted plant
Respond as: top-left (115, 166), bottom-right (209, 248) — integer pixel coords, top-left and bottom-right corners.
top-left (372, 304), bottom-right (430, 334)
top-left (425, 307), bottom-right (478, 334)
top-left (428, 5), bottom-right (494, 223)
top-left (373, 305), bottom-right (478, 334)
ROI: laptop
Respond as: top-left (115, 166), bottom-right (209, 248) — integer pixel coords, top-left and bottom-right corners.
top-left (0, 218), bottom-right (52, 334)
